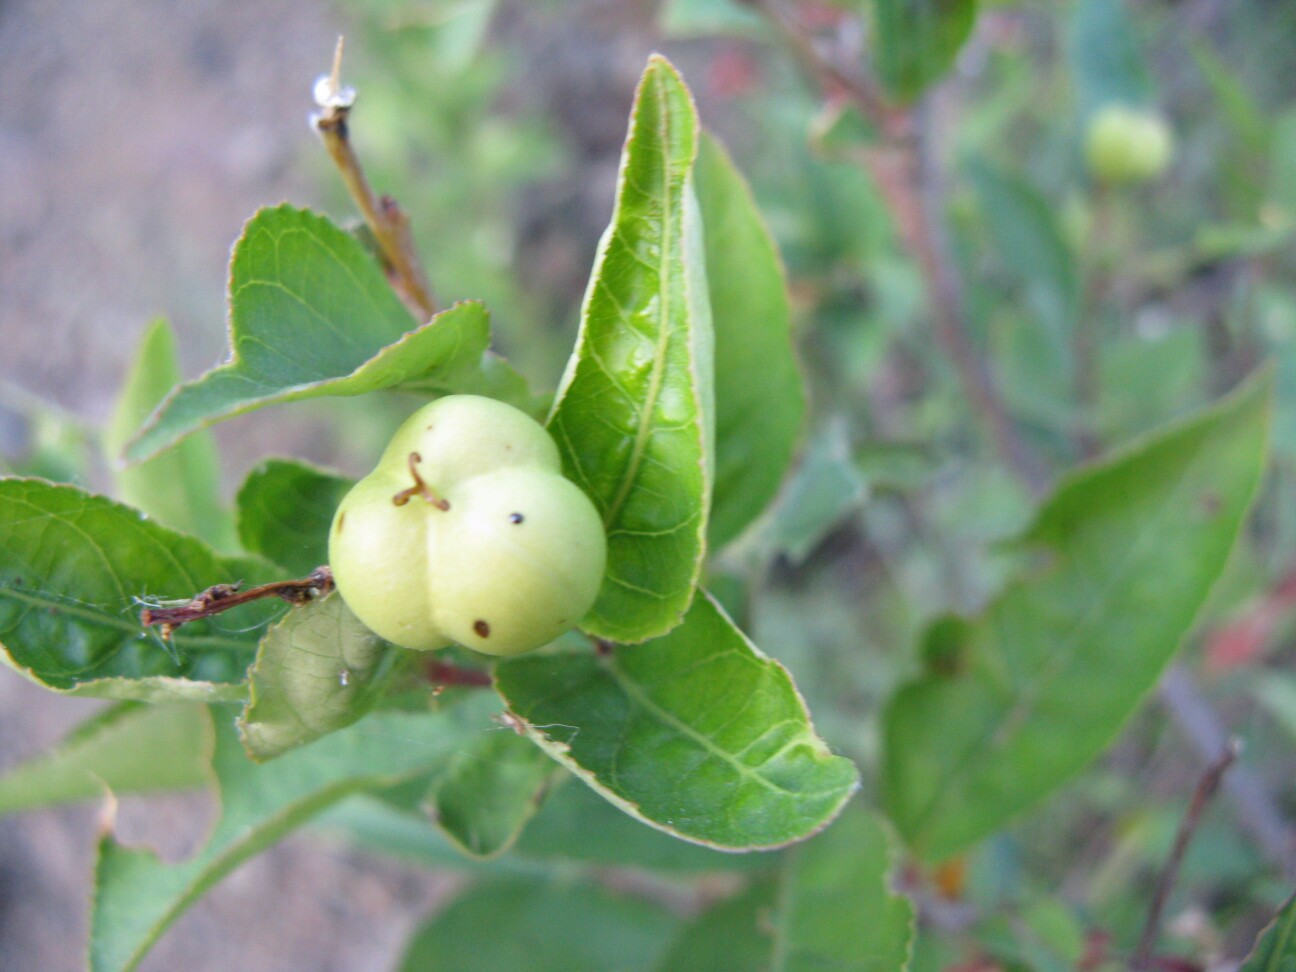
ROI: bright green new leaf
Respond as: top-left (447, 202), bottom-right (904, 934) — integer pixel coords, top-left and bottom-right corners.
top-left (0, 702), bottom-right (211, 816)
top-left (106, 319), bottom-right (235, 551)
top-left (696, 132), bottom-right (804, 549)
top-left (236, 459), bottom-right (353, 575)
top-left (0, 479), bottom-right (276, 700)
top-left (1068, 0), bottom-right (1153, 119)
top-left (429, 729), bottom-right (562, 858)
top-left (238, 594), bottom-right (402, 761)
top-left (657, 808), bottom-right (914, 971)
top-left (883, 372), bottom-right (1272, 860)
top-left (495, 592), bottom-right (859, 850)
top-left (126, 205), bottom-right (498, 462)
top-left (547, 55), bottom-right (714, 643)
top-left (873, 0), bottom-right (978, 104)
top-left (1239, 891), bottom-right (1296, 972)
top-left (398, 878), bottom-right (680, 972)
top-left (90, 692), bottom-right (501, 972)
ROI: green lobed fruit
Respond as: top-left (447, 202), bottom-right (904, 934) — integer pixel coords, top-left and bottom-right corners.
top-left (328, 395), bottom-right (607, 657)
top-left (1085, 104), bottom-right (1174, 185)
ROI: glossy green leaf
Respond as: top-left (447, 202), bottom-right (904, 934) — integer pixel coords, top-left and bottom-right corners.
top-left (398, 878), bottom-right (680, 972)
top-left (495, 592), bottom-right (859, 850)
top-left (90, 692), bottom-right (501, 972)
top-left (696, 132), bottom-right (804, 549)
top-left (106, 319), bottom-right (235, 551)
top-left (969, 160), bottom-right (1077, 392)
top-left (547, 55), bottom-right (714, 643)
top-left (1239, 891), bottom-right (1296, 972)
top-left (429, 729), bottom-right (562, 858)
top-left (883, 372), bottom-right (1273, 860)
top-left (658, 808), bottom-right (914, 971)
top-left (873, 0), bottom-right (978, 103)
top-left (0, 479), bottom-right (276, 700)
top-left (237, 594), bottom-right (402, 761)
top-left (0, 702), bottom-right (211, 815)
top-left (125, 205), bottom-right (495, 462)
top-left (1068, 0), bottom-right (1153, 119)
top-left (236, 459), bottom-right (352, 575)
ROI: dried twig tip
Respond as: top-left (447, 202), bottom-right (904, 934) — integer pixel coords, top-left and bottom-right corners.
top-left (313, 35), bottom-right (356, 111)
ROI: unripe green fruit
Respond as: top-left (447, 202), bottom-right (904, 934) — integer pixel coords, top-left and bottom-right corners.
top-left (1085, 104), bottom-right (1174, 185)
top-left (328, 395), bottom-right (606, 656)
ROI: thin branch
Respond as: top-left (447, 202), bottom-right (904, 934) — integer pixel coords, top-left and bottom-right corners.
top-left (312, 36), bottom-right (438, 321)
top-left (1131, 738), bottom-right (1239, 970)
top-left (425, 658), bottom-right (493, 689)
top-left (139, 566), bottom-right (335, 637)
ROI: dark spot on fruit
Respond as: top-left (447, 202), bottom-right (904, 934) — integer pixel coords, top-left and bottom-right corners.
top-left (473, 619), bottom-right (491, 638)
top-left (337, 512), bottom-right (346, 533)
top-left (509, 512), bottom-right (524, 524)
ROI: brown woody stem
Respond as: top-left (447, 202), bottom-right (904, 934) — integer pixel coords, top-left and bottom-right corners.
top-left (140, 566), bottom-right (335, 637)
top-left (425, 659), bottom-right (493, 688)
top-left (313, 37), bottom-right (437, 321)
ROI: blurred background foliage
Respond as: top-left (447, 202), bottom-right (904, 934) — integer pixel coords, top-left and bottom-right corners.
top-left (4, 0), bottom-right (1296, 968)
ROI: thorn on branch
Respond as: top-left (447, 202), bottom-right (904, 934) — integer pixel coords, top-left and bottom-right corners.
top-left (140, 566), bottom-right (335, 638)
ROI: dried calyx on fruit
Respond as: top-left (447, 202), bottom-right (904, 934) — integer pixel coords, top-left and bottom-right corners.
top-left (328, 395), bottom-right (606, 657)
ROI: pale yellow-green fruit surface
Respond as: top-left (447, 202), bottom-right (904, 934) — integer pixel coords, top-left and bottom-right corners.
top-left (1085, 104), bottom-right (1174, 185)
top-left (328, 395), bottom-right (607, 656)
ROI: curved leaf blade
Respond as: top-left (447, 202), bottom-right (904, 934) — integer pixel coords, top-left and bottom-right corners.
top-left (547, 55), bottom-right (714, 643)
top-left (90, 693), bottom-right (501, 972)
top-left (883, 372), bottom-right (1273, 860)
top-left (696, 132), bottom-right (804, 549)
top-left (0, 479), bottom-right (275, 700)
top-left (494, 592), bottom-right (859, 851)
top-left (107, 319), bottom-right (235, 551)
top-left (236, 459), bottom-right (353, 575)
top-left (237, 594), bottom-right (402, 761)
top-left (1239, 891), bottom-right (1296, 972)
top-left (0, 703), bottom-right (211, 816)
top-left (874, 0), bottom-right (978, 103)
top-left (125, 205), bottom-right (495, 462)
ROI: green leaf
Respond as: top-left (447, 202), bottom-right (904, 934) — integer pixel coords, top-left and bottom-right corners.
top-left (0, 702), bottom-right (211, 815)
top-left (106, 319), bottom-right (236, 551)
top-left (658, 807), bottom-right (914, 971)
top-left (495, 592), bottom-right (859, 850)
top-left (873, 0), bottom-right (978, 103)
top-left (547, 55), bottom-right (714, 644)
top-left (0, 479), bottom-right (275, 700)
top-left (764, 420), bottom-right (868, 565)
top-left (237, 594), bottom-right (402, 761)
top-left (429, 729), bottom-right (562, 858)
top-left (883, 372), bottom-right (1273, 860)
top-left (398, 878), bottom-right (680, 972)
top-left (236, 459), bottom-right (353, 575)
top-left (90, 692), bottom-right (501, 972)
top-left (1239, 892), bottom-right (1296, 972)
top-left (696, 132), bottom-right (804, 549)
top-left (968, 160), bottom-right (1077, 391)
top-left (125, 205), bottom-right (496, 462)
top-left (1068, 0), bottom-right (1153, 120)
top-left (659, 0), bottom-right (764, 37)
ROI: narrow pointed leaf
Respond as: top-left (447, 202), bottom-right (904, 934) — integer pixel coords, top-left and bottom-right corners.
top-left (90, 692), bottom-right (501, 972)
top-left (1239, 892), bottom-right (1296, 971)
top-left (236, 459), bottom-right (352, 575)
top-left (125, 205), bottom-right (499, 462)
top-left (237, 594), bottom-right (402, 761)
top-left (398, 878), bottom-right (680, 972)
top-left (0, 479), bottom-right (276, 700)
top-left (883, 372), bottom-right (1272, 860)
top-left (0, 703), bottom-right (211, 816)
top-left (429, 730), bottom-right (562, 858)
top-left (695, 132), bottom-right (803, 549)
top-left (106, 319), bottom-right (235, 551)
top-left (495, 592), bottom-right (859, 850)
top-left (657, 808), bottom-right (914, 971)
top-left (873, 0), bottom-right (978, 103)
top-left (547, 55), bottom-right (714, 643)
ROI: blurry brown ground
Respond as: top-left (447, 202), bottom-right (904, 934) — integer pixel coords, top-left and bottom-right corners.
top-left (0, 0), bottom-right (658, 968)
